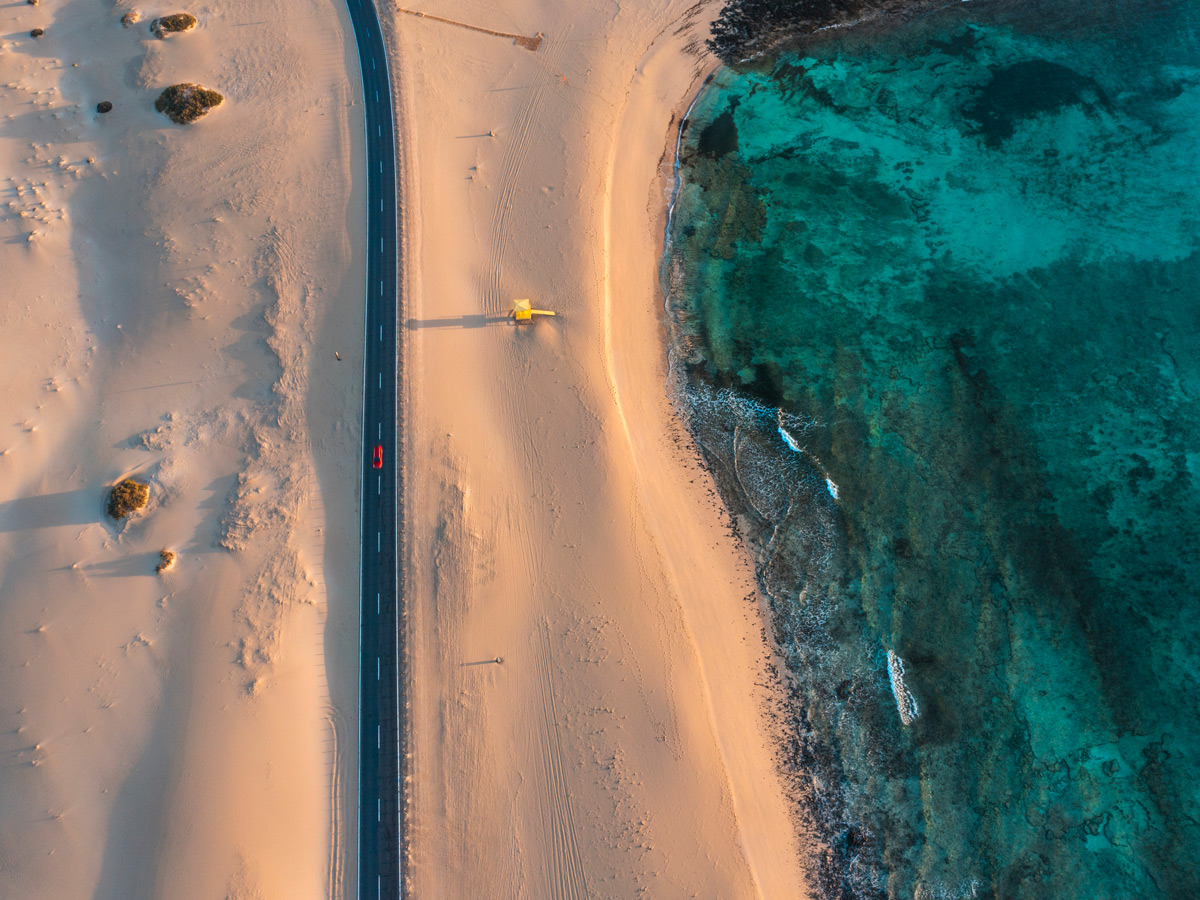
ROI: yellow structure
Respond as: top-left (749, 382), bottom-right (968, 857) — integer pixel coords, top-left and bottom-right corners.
top-left (510, 298), bottom-right (556, 322)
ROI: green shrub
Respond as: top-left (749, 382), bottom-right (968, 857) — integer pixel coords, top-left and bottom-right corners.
top-left (107, 479), bottom-right (149, 519)
top-left (150, 13), bottom-right (197, 37)
top-left (155, 83), bottom-right (224, 124)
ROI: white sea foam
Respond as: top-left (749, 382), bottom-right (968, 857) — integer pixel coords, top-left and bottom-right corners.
top-left (887, 649), bottom-right (920, 726)
top-left (776, 412), bottom-right (839, 500)
top-left (664, 87), bottom-right (707, 249)
top-left (915, 879), bottom-right (982, 899)
top-left (777, 424), bottom-right (803, 453)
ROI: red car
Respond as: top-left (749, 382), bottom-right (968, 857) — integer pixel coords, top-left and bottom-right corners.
top-left (372, 445), bottom-right (384, 469)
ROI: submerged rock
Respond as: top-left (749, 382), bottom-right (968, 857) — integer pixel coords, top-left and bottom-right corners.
top-left (96, 100), bottom-right (113, 113)
top-left (963, 59), bottom-right (1110, 147)
top-left (707, 0), bottom-right (920, 64)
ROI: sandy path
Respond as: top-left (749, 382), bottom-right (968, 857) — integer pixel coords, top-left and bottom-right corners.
top-left (385, 1), bottom-right (810, 896)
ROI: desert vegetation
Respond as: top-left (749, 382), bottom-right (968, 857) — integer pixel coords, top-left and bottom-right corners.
top-left (156, 550), bottom-right (176, 573)
top-left (150, 13), bottom-right (197, 38)
top-left (107, 479), bottom-right (149, 520)
top-left (155, 83), bottom-right (224, 124)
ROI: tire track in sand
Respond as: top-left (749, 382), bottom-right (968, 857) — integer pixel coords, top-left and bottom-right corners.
top-left (323, 705), bottom-right (347, 900)
top-left (533, 623), bottom-right (591, 900)
top-left (481, 33), bottom-right (571, 318)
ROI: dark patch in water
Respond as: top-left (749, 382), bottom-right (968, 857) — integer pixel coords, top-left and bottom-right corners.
top-left (930, 27), bottom-right (980, 58)
top-left (773, 59), bottom-right (837, 107)
top-left (698, 98), bottom-right (742, 158)
top-left (962, 59), bottom-right (1110, 147)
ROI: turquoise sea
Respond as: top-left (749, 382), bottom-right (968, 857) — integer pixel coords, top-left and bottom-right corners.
top-left (666, 1), bottom-right (1200, 897)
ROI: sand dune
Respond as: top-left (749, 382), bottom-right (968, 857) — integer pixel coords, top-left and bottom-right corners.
top-left (0, 0), bottom-right (364, 897)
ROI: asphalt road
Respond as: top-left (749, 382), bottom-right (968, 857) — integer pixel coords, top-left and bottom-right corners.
top-left (345, 0), bottom-right (404, 897)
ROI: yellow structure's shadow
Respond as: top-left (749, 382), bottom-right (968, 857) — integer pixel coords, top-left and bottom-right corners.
top-left (405, 314), bottom-right (509, 330)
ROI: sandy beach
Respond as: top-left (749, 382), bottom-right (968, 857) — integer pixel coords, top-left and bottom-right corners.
top-left (386, 1), bottom-right (807, 895)
top-left (2, 0), bottom-right (807, 896)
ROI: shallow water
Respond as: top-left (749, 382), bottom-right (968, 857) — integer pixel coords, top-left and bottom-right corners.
top-left (666, 2), bottom-right (1200, 897)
